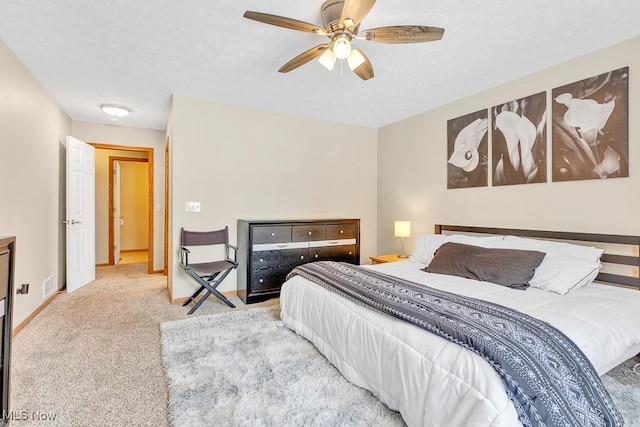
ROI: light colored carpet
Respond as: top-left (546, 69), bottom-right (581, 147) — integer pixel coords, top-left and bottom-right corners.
top-left (162, 306), bottom-right (640, 427)
top-left (161, 306), bottom-right (405, 427)
top-left (10, 262), bottom-right (274, 426)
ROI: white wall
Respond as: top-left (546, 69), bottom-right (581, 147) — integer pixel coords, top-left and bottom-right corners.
top-left (377, 36), bottom-right (639, 254)
top-left (169, 95), bottom-right (378, 300)
top-left (71, 121), bottom-right (166, 271)
top-left (0, 40), bottom-right (71, 327)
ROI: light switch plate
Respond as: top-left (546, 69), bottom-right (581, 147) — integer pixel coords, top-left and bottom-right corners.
top-left (185, 202), bottom-right (201, 212)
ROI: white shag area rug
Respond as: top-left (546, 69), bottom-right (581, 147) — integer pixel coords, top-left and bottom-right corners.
top-left (160, 306), bottom-right (405, 427)
top-left (161, 306), bottom-right (640, 427)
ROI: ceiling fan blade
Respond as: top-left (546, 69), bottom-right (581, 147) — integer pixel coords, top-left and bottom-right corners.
top-left (278, 44), bottom-right (331, 73)
top-left (349, 47), bottom-right (374, 81)
top-left (362, 25), bottom-right (445, 44)
top-left (340, 0), bottom-right (376, 27)
top-left (243, 11), bottom-right (327, 36)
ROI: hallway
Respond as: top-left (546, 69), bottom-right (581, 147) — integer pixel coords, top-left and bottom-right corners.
top-left (118, 249), bottom-right (148, 264)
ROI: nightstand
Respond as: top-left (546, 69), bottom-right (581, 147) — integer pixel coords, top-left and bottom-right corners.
top-left (369, 253), bottom-right (409, 264)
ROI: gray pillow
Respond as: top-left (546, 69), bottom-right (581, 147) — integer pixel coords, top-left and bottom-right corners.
top-left (423, 242), bottom-right (546, 290)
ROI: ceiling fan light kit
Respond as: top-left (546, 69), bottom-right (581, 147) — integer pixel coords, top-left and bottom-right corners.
top-left (346, 48), bottom-right (365, 70)
top-left (318, 49), bottom-right (336, 70)
top-left (332, 34), bottom-right (352, 59)
top-left (243, 0), bottom-right (444, 81)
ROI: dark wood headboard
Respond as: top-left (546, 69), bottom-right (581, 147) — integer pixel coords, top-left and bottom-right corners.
top-left (434, 224), bottom-right (640, 290)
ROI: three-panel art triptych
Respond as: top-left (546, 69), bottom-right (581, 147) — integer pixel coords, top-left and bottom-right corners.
top-left (447, 66), bottom-right (629, 189)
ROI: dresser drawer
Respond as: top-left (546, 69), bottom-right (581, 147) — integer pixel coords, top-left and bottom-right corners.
top-left (311, 245), bottom-right (357, 263)
top-left (252, 226), bottom-right (291, 244)
top-left (292, 225), bottom-right (325, 242)
top-left (251, 269), bottom-right (288, 292)
top-left (326, 224), bottom-right (357, 240)
top-left (251, 248), bottom-right (308, 291)
top-left (252, 249), bottom-right (309, 269)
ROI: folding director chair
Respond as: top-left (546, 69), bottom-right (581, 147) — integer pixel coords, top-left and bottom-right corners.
top-left (179, 227), bottom-right (238, 314)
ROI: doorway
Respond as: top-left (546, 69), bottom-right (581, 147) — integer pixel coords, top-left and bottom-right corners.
top-left (90, 143), bottom-right (155, 274)
top-left (110, 157), bottom-right (149, 265)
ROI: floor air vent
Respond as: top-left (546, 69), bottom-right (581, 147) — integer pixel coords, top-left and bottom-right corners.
top-left (43, 275), bottom-right (55, 299)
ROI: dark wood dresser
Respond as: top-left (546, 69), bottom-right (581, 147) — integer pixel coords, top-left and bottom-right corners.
top-left (237, 219), bottom-right (360, 304)
top-left (0, 237), bottom-right (15, 426)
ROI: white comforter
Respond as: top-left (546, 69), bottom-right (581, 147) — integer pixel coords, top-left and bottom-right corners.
top-left (280, 260), bottom-right (640, 427)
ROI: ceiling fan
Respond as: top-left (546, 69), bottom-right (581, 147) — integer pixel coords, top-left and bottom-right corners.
top-left (243, 0), bottom-right (444, 81)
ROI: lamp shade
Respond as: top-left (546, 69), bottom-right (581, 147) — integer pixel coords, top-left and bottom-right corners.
top-left (394, 221), bottom-right (411, 238)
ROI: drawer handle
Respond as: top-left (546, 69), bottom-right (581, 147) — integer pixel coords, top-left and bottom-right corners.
top-left (314, 254), bottom-right (319, 258)
top-left (340, 230), bottom-right (344, 234)
top-left (300, 255), bottom-right (304, 259)
top-left (348, 251), bottom-right (352, 255)
top-left (328, 241), bottom-right (339, 245)
top-left (259, 279), bottom-right (264, 283)
top-left (276, 244), bottom-right (289, 248)
top-left (308, 231), bottom-right (312, 235)
top-left (259, 259), bottom-right (264, 263)
top-left (271, 232), bottom-right (275, 236)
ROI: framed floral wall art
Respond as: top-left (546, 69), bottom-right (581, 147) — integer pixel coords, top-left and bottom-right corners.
top-left (492, 92), bottom-right (547, 186)
top-left (447, 109), bottom-right (488, 189)
top-left (552, 67), bottom-right (629, 182)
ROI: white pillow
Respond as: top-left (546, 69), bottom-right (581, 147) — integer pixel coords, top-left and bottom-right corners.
top-left (410, 234), bottom-right (446, 264)
top-left (410, 233), bottom-right (504, 265)
top-left (495, 236), bottom-right (604, 294)
top-left (529, 251), bottom-right (602, 295)
top-left (500, 235), bottom-right (604, 264)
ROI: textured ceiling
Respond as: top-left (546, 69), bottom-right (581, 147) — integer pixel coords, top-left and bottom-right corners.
top-left (1, 1), bottom-right (639, 130)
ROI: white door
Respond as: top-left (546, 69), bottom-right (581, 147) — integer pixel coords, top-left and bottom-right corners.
top-left (113, 160), bottom-right (121, 264)
top-left (65, 136), bottom-right (96, 292)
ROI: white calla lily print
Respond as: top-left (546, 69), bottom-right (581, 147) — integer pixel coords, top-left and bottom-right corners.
top-left (447, 110), bottom-right (489, 189)
top-left (491, 92), bottom-right (547, 186)
top-left (495, 111), bottom-right (537, 179)
top-left (448, 118), bottom-right (488, 172)
top-left (551, 67), bottom-right (628, 182)
top-left (554, 93), bottom-right (619, 175)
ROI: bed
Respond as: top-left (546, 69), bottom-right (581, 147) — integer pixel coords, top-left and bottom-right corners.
top-left (279, 225), bottom-right (640, 427)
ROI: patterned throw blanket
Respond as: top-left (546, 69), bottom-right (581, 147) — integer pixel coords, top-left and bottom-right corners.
top-left (287, 261), bottom-right (623, 427)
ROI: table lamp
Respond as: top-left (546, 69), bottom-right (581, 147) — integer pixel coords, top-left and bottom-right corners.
top-left (394, 221), bottom-right (411, 258)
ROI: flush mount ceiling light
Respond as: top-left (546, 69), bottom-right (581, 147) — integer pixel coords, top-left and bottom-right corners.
top-left (100, 104), bottom-right (132, 117)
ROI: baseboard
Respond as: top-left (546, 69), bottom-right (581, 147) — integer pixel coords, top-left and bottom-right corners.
top-left (12, 290), bottom-right (60, 337)
top-left (171, 289), bottom-right (238, 305)
top-left (96, 262), bottom-right (110, 267)
top-left (120, 249), bottom-right (148, 253)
